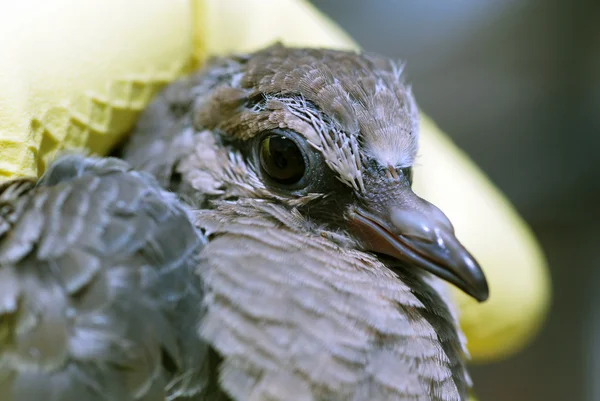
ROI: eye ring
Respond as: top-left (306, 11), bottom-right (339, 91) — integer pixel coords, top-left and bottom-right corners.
top-left (258, 130), bottom-right (308, 187)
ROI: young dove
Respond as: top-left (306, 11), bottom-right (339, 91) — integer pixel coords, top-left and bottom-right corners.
top-left (0, 45), bottom-right (488, 401)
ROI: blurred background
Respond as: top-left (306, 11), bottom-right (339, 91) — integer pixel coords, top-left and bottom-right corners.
top-left (309, 1), bottom-right (599, 400)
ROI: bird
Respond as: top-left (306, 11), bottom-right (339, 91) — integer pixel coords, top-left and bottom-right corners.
top-left (0, 44), bottom-right (489, 401)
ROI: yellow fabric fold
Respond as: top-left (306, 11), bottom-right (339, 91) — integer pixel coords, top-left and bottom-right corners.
top-left (0, 0), bottom-right (550, 362)
top-left (0, 0), bottom-right (194, 178)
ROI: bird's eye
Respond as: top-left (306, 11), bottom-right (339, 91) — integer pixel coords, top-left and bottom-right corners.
top-left (259, 133), bottom-right (306, 185)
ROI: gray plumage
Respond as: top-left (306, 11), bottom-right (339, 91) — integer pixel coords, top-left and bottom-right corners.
top-left (0, 156), bottom-right (211, 400)
top-left (0, 45), bottom-right (488, 401)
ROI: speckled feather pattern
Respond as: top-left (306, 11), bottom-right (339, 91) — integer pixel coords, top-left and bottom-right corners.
top-left (239, 46), bottom-right (420, 169)
top-left (126, 45), bottom-right (419, 193)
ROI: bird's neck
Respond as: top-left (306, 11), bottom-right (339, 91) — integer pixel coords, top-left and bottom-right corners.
top-left (194, 200), bottom-right (471, 400)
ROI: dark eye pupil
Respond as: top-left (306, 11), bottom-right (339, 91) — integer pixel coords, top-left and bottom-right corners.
top-left (260, 135), bottom-right (306, 185)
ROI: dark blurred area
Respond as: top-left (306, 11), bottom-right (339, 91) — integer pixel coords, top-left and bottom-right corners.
top-left (310, 1), bottom-right (599, 400)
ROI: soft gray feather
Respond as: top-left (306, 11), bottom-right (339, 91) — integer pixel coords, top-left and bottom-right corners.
top-left (0, 155), bottom-right (210, 401)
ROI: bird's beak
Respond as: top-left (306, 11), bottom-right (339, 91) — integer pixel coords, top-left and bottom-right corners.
top-left (346, 189), bottom-right (489, 302)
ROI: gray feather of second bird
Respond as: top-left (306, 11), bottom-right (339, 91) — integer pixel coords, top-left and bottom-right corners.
top-left (0, 157), bottom-right (216, 401)
top-left (0, 45), bottom-right (488, 401)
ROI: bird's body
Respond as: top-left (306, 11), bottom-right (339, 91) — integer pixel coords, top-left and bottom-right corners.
top-left (0, 45), bottom-right (487, 400)
top-left (0, 157), bottom-right (209, 401)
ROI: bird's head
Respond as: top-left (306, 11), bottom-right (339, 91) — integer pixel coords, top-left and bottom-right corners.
top-left (168, 45), bottom-right (488, 302)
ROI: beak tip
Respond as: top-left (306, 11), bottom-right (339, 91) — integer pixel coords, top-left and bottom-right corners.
top-left (462, 257), bottom-right (490, 302)
top-left (471, 284), bottom-right (490, 303)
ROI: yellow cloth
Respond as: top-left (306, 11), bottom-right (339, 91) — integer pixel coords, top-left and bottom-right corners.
top-left (0, 0), bottom-right (549, 362)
